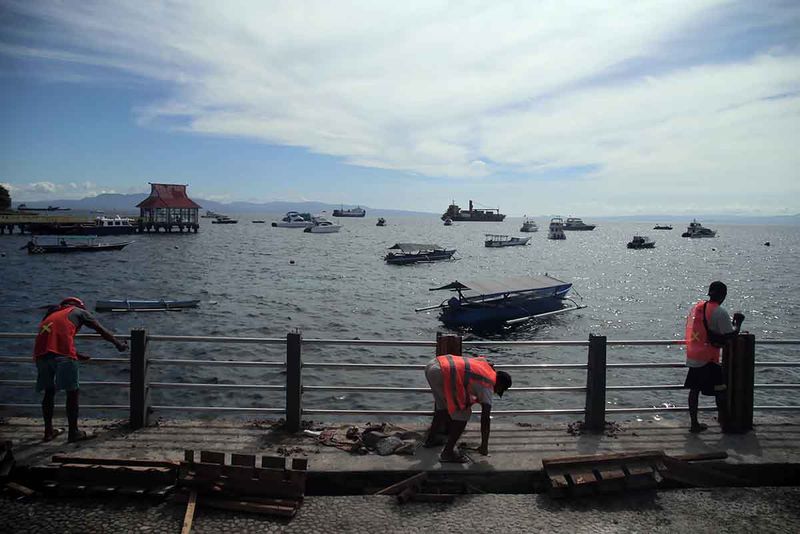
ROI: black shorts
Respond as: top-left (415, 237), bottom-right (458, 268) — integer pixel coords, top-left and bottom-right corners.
top-left (684, 362), bottom-right (726, 396)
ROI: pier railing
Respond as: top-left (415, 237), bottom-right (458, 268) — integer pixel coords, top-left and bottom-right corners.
top-left (1, 331), bottom-right (799, 432)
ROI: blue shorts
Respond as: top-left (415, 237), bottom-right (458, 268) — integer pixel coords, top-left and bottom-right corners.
top-left (36, 353), bottom-right (80, 392)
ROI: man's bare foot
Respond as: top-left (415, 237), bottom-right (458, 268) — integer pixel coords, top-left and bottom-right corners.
top-left (67, 430), bottom-right (96, 443)
top-left (690, 423), bottom-right (709, 433)
top-left (439, 451), bottom-right (470, 463)
top-left (43, 428), bottom-right (64, 442)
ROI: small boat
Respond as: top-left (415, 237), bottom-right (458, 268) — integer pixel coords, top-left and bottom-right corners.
top-left (653, 224), bottom-right (673, 230)
top-left (384, 243), bottom-right (456, 265)
top-left (563, 217), bottom-right (596, 231)
top-left (271, 211), bottom-right (313, 228)
top-left (485, 234), bottom-right (531, 247)
top-left (443, 218), bottom-right (453, 226)
top-left (416, 275), bottom-right (583, 329)
top-left (252, 220), bottom-right (266, 224)
top-left (24, 235), bottom-right (132, 254)
top-left (332, 206), bottom-right (366, 217)
top-left (681, 219), bottom-right (716, 238)
top-left (304, 216), bottom-right (342, 233)
top-left (201, 210), bottom-right (222, 218)
top-left (627, 235), bottom-right (655, 249)
top-left (520, 219), bottom-right (538, 232)
top-left (85, 215), bottom-right (137, 235)
top-left (95, 299), bottom-right (201, 312)
top-left (548, 217), bottom-right (566, 240)
top-left (211, 215), bottom-right (238, 224)
top-left (376, 217), bottom-right (387, 227)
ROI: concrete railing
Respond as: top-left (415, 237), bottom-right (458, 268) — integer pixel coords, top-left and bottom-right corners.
top-left (1, 331), bottom-right (799, 433)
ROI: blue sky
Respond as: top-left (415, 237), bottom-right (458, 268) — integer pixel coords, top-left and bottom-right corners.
top-left (1, 1), bottom-right (799, 216)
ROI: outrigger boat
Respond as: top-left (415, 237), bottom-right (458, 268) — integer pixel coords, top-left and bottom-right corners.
top-left (385, 243), bottom-right (456, 265)
top-left (415, 275), bottom-right (584, 328)
top-left (95, 299), bottom-right (201, 312)
top-left (484, 234), bottom-right (530, 247)
top-left (24, 235), bottom-right (132, 254)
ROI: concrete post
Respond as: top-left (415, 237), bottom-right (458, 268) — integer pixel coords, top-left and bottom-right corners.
top-left (584, 334), bottom-right (607, 432)
top-left (285, 331), bottom-right (303, 433)
top-left (436, 332), bottom-right (462, 356)
top-left (129, 329), bottom-right (151, 429)
top-left (723, 333), bottom-right (755, 433)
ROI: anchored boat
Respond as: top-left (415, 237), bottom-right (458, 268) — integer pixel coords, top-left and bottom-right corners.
top-left (332, 206), bottom-right (366, 217)
top-left (96, 299), bottom-right (201, 312)
top-left (24, 235), bottom-right (132, 254)
top-left (416, 275), bottom-right (583, 328)
top-left (211, 215), bottom-right (238, 224)
top-left (548, 217), bottom-right (566, 240)
top-left (520, 219), bottom-right (538, 232)
top-left (484, 234), bottom-right (531, 247)
top-left (376, 217), bottom-right (386, 227)
top-left (681, 219), bottom-right (716, 238)
top-left (441, 200), bottom-right (505, 222)
top-left (384, 243), bottom-right (456, 265)
top-left (272, 211), bottom-right (313, 228)
top-left (563, 217), bottom-right (596, 231)
top-left (627, 235), bottom-right (655, 249)
top-left (653, 224), bottom-right (673, 230)
top-left (304, 215), bottom-right (341, 233)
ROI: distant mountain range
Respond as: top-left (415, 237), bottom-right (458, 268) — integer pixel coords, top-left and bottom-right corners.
top-left (12, 193), bottom-right (432, 217)
top-left (11, 193), bottom-right (799, 224)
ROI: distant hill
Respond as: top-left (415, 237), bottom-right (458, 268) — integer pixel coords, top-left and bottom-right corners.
top-left (590, 213), bottom-right (800, 225)
top-left (12, 193), bottom-right (434, 217)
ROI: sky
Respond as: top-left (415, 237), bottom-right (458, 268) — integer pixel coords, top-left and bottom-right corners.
top-left (1, 1), bottom-right (799, 216)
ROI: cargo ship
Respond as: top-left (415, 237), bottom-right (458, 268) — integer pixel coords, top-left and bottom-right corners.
top-left (441, 200), bottom-right (505, 222)
top-left (332, 206), bottom-right (366, 217)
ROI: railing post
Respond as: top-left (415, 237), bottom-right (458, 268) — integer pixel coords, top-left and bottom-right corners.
top-left (723, 333), bottom-right (755, 433)
top-left (129, 328), bottom-right (151, 429)
top-left (285, 331), bottom-right (303, 433)
top-left (436, 332), bottom-right (462, 356)
top-left (584, 334), bottom-right (607, 432)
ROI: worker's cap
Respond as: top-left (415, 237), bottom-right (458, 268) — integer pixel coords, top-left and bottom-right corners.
top-left (60, 297), bottom-right (86, 309)
top-left (707, 281), bottom-right (727, 297)
top-left (495, 371), bottom-right (512, 397)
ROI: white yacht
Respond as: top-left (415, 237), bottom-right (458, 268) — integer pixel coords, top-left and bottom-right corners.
top-left (520, 218), bottom-right (538, 232)
top-left (272, 211), bottom-right (314, 228)
top-left (303, 215), bottom-right (342, 233)
top-left (563, 217), bottom-right (596, 231)
top-left (548, 217), bottom-right (566, 240)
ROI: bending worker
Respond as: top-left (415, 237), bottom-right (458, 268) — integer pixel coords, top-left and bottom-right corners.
top-left (684, 281), bottom-right (744, 433)
top-left (33, 297), bottom-right (128, 442)
top-left (423, 354), bottom-right (512, 463)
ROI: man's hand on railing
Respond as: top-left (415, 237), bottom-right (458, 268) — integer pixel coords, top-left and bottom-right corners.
top-left (77, 352), bottom-right (91, 362)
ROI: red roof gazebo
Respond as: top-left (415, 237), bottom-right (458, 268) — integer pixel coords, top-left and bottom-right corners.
top-left (136, 183), bottom-right (201, 227)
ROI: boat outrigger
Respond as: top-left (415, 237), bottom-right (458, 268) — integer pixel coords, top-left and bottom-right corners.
top-left (96, 299), bottom-right (201, 312)
top-left (384, 243), bottom-right (456, 265)
top-left (415, 275), bottom-right (584, 328)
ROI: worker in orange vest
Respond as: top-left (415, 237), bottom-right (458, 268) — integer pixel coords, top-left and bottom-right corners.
top-left (684, 281), bottom-right (744, 432)
top-left (33, 297), bottom-right (128, 442)
top-left (423, 354), bottom-right (512, 463)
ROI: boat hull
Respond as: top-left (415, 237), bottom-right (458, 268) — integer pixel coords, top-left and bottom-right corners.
top-left (563, 226), bottom-right (595, 231)
top-left (27, 242), bottom-right (132, 254)
top-left (485, 237), bottom-right (530, 247)
top-left (385, 250), bottom-right (455, 265)
top-left (627, 243), bottom-right (655, 249)
top-left (304, 225), bottom-right (341, 233)
top-left (272, 221), bottom-right (312, 228)
top-left (439, 285), bottom-right (572, 328)
top-left (96, 299), bottom-right (200, 311)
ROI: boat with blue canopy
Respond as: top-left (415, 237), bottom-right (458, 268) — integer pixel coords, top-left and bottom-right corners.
top-left (416, 275), bottom-right (584, 328)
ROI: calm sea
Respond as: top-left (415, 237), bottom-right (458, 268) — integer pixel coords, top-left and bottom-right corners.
top-left (1, 215), bottom-right (798, 422)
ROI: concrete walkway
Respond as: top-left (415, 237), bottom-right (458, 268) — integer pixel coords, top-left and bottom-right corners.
top-left (3, 414), bottom-right (800, 472)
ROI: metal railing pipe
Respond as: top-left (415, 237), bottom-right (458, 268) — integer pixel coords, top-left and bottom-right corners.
top-left (463, 340), bottom-right (589, 347)
top-left (303, 338), bottom-right (436, 347)
top-left (150, 382), bottom-right (284, 390)
top-left (149, 359), bottom-right (285, 367)
top-left (0, 380), bottom-right (128, 387)
top-left (0, 357), bottom-right (129, 364)
top-left (146, 335), bottom-right (285, 344)
top-left (151, 406), bottom-right (285, 413)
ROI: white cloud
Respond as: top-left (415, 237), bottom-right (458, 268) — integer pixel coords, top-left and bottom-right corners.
top-left (1, 0), bottom-right (799, 214)
top-left (1, 181), bottom-right (116, 201)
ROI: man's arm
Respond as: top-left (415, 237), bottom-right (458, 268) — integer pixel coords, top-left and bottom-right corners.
top-left (479, 403), bottom-right (491, 455)
top-left (82, 314), bottom-right (128, 352)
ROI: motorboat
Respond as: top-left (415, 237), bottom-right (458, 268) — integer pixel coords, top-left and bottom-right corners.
top-left (332, 206), bottom-right (366, 217)
top-left (376, 217), bottom-right (387, 226)
top-left (211, 215), bottom-right (238, 224)
top-left (384, 243), bottom-right (457, 265)
top-left (271, 211), bottom-right (313, 228)
top-left (304, 216), bottom-right (341, 233)
top-left (653, 224), bottom-right (673, 230)
top-left (441, 199), bottom-right (505, 221)
top-left (443, 218), bottom-right (453, 226)
top-left (88, 215), bottom-right (137, 235)
top-left (484, 234), bottom-right (531, 247)
top-left (627, 235), bottom-right (655, 249)
top-left (520, 219), bottom-right (538, 232)
top-left (681, 219), bottom-right (716, 238)
top-left (416, 275), bottom-right (583, 329)
top-left (201, 210), bottom-right (222, 218)
top-left (563, 217), bottom-right (596, 231)
top-left (548, 217), bottom-right (566, 240)
top-left (96, 299), bottom-right (201, 312)
top-left (24, 235), bottom-right (132, 254)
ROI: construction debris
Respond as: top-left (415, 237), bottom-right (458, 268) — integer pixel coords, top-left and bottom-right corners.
top-left (374, 472), bottom-right (468, 504)
top-left (315, 423), bottom-right (422, 456)
top-left (0, 441), bottom-right (14, 481)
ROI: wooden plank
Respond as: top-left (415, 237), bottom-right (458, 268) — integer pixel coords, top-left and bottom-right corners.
top-left (200, 451), bottom-right (226, 465)
top-left (58, 464), bottom-right (175, 486)
top-left (374, 472), bottom-right (428, 496)
top-left (660, 457), bottom-right (747, 487)
top-left (261, 456), bottom-right (285, 469)
top-left (412, 493), bottom-right (457, 503)
top-left (5, 482), bottom-right (35, 497)
top-left (542, 450), bottom-right (665, 468)
top-left (195, 496), bottom-right (298, 518)
top-left (673, 451), bottom-right (728, 462)
top-left (51, 456), bottom-right (178, 469)
top-left (181, 490), bottom-right (197, 534)
top-left (231, 454), bottom-right (256, 467)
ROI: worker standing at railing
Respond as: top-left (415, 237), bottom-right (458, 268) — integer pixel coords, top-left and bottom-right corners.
top-left (423, 354), bottom-right (512, 463)
top-left (33, 297), bottom-right (128, 443)
top-left (684, 281), bottom-right (745, 433)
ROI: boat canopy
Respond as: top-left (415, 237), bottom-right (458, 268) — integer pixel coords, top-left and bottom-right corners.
top-left (388, 243), bottom-right (442, 252)
top-left (431, 275), bottom-right (569, 298)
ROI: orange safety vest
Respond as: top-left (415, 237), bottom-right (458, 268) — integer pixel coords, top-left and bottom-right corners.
top-left (33, 306), bottom-right (79, 360)
top-left (685, 300), bottom-right (721, 365)
top-left (437, 355), bottom-right (496, 415)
